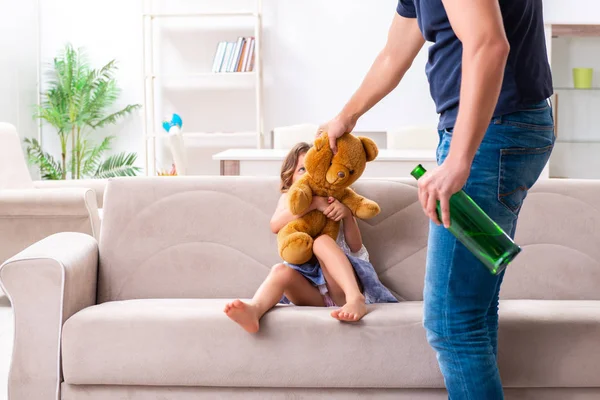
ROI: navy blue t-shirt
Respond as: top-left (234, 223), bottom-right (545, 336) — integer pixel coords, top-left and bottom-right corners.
top-left (397, 0), bottom-right (553, 130)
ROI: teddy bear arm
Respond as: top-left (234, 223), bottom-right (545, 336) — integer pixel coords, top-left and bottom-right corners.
top-left (287, 177), bottom-right (313, 215)
top-left (339, 189), bottom-right (363, 214)
top-left (340, 188), bottom-right (381, 220)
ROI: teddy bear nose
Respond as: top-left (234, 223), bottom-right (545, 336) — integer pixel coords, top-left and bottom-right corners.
top-left (337, 171), bottom-right (345, 179)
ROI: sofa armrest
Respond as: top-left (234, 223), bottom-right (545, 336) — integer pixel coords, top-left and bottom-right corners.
top-left (0, 233), bottom-right (98, 400)
top-left (33, 179), bottom-right (107, 209)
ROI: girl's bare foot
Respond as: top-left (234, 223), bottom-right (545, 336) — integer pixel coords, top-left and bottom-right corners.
top-left (224, 299), bottom-right (260, 333)
top-left (331, 296), bottom-right (367, 322)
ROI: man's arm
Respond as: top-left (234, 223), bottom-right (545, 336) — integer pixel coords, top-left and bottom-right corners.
top-left (324, 13), bottom-right (425, 151)
top-left (443, 0), bottom-right (510, 167)
top-left (418, 0), bottom-right (510, 228)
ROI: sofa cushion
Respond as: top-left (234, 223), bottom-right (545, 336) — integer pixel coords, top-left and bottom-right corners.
top-left (62, 299), bottom-right (441, 388)
top-left (61, 299), bottom-right (600, 388)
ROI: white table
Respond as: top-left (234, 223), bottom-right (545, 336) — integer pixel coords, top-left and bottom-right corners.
top-left (213, 149), bottom-right (438, 178)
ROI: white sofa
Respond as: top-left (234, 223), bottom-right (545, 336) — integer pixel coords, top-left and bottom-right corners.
top-left (0, 123), bottom-right (103, 264)
top-left (1, 175), bottom-right (600, 399)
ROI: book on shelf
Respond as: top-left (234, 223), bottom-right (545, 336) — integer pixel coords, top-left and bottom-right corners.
top-left (211, 42), bottom-right (227, 73)
top-left (236, 38), bottom-right (248, 72)
top-left (229, 37), bottom-right (245, 72)
top-left (244, 37), bottom-right (255, 73)
top-left (222, 42), bottom-right (235, 73)
top-left (212, 37), bottom-right (256, 73)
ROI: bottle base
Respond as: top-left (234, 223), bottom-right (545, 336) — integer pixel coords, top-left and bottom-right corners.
top-left (490, 246), bottom-right (522, 275)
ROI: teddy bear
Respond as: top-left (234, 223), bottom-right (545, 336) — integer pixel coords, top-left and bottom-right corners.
top-left (277, 132), bottom-right (381, 265)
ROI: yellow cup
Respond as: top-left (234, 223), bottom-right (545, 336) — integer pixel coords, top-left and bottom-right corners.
top-left (573, 68), bottom-right (593, 89)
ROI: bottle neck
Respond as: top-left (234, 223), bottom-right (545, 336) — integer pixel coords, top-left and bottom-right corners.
top-left (411, 164), bottom-right (427, 180)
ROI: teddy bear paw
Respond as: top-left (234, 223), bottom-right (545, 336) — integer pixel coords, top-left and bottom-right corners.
top-left (355, 200), bottom-right (381, 220)
top-left (280, 232), bottom-right (313, 265)
top-left (288, 186), bottom-right (312, 215)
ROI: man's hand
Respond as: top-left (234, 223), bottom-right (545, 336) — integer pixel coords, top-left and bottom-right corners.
top-left (317, 114), bottom-right (356, 154)
top-left (417, 158), bottom-right (470, 228)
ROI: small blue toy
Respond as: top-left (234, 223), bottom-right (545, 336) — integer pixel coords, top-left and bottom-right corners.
top-left (162, 113), bottom-right (183, 134)
top-left (161, 113), bottom-right (187, 175)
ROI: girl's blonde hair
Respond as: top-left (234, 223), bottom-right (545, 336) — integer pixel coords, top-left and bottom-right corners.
top-left (280, 142), bottom-right (311, 192)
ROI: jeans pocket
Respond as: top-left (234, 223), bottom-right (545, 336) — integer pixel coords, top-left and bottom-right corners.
top-left (498, 144), bottom-right (554, 214)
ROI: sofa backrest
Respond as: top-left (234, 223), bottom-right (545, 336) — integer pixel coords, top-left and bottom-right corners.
top-left (98, 177), bottom-right (600, 303)
top-left (0, 122), bottom-right (34, 190)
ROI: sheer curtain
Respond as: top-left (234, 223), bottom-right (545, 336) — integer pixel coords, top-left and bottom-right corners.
top-left (0, 0), bottom-right (40, 178)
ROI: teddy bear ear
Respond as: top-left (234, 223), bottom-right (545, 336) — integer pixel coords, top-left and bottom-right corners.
top-left (359, 136), bottom-right (378, 162)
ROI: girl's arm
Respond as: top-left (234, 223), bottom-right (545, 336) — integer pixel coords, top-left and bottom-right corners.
top-left (270, 194), bottom-right (329, 234)
top-left (323, 197), bottom-right (364, 253)
top-left (342, 215), bottom-right (364, 254)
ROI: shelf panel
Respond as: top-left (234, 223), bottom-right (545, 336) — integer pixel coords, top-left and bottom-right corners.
top-left (157, 20), bottom-right (256, 32)
top-left (144, 12), bottom-right (257, 19)
top-left (147, 131), bottom-right (258, 148)
top-left (552, 24), bottom-right (600, 38)
top-left (554, 87), bottom-right (600, 91)
top-left (146, 72), bottom-right (256, 89)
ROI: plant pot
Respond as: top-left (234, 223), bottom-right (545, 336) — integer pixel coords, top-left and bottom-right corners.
top-left (573, 67), bottom-right (593, 89)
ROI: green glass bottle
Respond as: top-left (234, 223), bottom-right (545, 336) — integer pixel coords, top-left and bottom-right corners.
top-left (411, 164), bottom-right (521, 275)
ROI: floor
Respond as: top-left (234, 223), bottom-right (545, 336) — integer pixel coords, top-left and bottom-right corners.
top-left (0, 291), bottom-right (12, 400)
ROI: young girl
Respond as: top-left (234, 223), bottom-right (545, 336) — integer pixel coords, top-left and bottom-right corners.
top-left (224, 142), bottom-right (397, 333)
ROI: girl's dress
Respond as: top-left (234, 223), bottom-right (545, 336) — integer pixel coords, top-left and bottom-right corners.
top-left (280, 222), bottom-right (398, 306)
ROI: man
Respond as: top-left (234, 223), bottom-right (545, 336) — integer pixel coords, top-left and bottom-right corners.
top-left (322, 0), bottom-right (554, 398)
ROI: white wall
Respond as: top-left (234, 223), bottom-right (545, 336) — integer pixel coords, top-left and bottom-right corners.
top-left (38, 0), bottom-right (144, 167)
top-left (543, 0), bottom-right (600, 24)
top-left (34, 0), bottom-right (435, 173)
top-left (262, 0), bottom-right (435, 133)
top-left (11, 0), bottom-right (600, 177)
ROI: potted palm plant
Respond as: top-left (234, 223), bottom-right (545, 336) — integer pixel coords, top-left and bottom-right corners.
top-left (27, 44), bottom-right (142, 179)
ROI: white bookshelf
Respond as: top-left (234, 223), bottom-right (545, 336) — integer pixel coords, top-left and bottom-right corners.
top-left (547, 24), bottom-right (600, 179)
top-left (141, 0), bottom-right (264, 175)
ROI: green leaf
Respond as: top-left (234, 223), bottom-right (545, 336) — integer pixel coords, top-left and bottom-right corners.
top-left (91, 104), bottom-right (141, 129)
top-left (24, 138), bottom-right (63, 180)
top-left (81, 136), bottom-right (114, 177)
top-left (33, 44), bottom-right (141, 180)
top-left (94, 152), bottom-right (141, 179)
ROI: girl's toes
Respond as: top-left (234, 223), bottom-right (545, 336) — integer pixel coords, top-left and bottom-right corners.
top-left (232, 299), bottom-right (243, 308)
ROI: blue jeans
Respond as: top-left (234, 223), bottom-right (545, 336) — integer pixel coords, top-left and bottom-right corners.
top-left (424, 101), bottom-right (555, 400)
